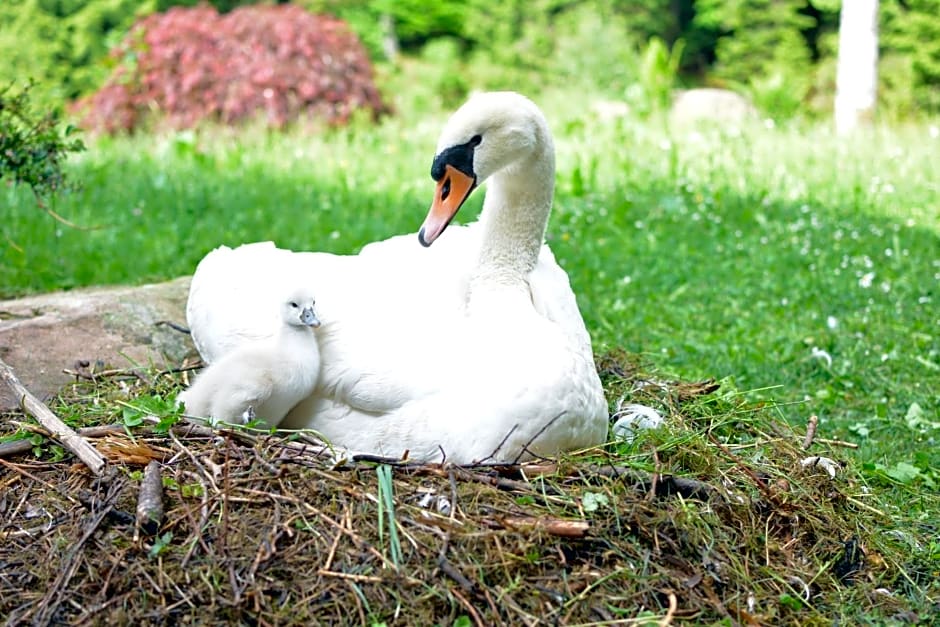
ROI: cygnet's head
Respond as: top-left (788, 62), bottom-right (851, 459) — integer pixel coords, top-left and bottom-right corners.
top-left (419, 91), bottom-right (550, 247)
top-left (280, 288), bottom-right (320, 328)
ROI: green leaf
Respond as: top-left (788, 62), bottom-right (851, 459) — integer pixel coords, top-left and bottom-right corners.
top-left (148, 532), bottom-right (173, 559)
top-left (582, 491), bottom-right (610, 513)
top-left (122, 406), bottom-right (144, 427)
top-left (779, 593), bottom-right (803, 610)
top-left (152, 410), bottom-right (181, 434)
top-left (905, 402), bottom-right (940, 432)
top-left (847, 422), bottom-right (870, 438)
top-left (885, 462), bottom-right (923, 485)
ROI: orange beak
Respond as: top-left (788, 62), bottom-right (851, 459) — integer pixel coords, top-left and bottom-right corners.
top-left (418, 164), bottom-right (476, 247)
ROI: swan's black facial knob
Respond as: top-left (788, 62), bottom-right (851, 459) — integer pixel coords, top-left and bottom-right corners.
top-left (431, 136), bottom-right (481, 182)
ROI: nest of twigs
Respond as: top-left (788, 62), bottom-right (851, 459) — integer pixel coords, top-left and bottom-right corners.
top-left (0, 350), bottom-right (930, 625)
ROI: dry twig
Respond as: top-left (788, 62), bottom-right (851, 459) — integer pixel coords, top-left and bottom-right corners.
top-left (802, 414), bottom-right (819, 450)
top-left (135, 460), bottom-right (164, 536)
top-left (0, 357), bottom-right (106, 475)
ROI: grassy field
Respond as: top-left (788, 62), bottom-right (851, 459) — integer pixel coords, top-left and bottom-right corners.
top-left (2, 85), bottom-right (939, 619)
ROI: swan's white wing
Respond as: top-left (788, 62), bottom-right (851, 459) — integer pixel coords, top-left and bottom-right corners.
top-left (187, 242), bottom-right (287, 363)
top-left (187, 239), bottom-right (452, 418)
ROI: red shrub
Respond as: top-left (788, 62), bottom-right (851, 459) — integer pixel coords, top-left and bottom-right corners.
top-left (74, 4), bottom-right (389, 132)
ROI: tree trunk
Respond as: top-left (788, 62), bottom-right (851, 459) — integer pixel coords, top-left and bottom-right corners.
top-left (834, 0), bottom-right (879, 134)
top-left (380, 13), bottom-right (399, 62)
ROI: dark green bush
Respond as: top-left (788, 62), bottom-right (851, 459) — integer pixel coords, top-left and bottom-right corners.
top-left (0, 82), bottom-right (85, 204)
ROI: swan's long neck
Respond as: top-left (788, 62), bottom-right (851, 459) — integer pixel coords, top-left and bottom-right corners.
top-left (470, 134), bottom-right (555, 300)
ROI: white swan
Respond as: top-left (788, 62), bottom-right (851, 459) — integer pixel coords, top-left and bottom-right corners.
top-left (186, 91), bottom-right (608, 462)
top-left (178, 287), bottom-right (321, 429)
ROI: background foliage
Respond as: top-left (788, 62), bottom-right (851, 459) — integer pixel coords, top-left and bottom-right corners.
top-left (0, 82), bottom-right (85, 204)
top-left (1, 0), bottom-right (938, 120)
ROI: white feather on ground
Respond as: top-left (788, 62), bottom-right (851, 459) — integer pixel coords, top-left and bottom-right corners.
top-left (177, 287), bottom-right (322, 429)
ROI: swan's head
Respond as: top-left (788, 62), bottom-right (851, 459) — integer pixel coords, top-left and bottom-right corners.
top-left (281, 288), bottom-right (320, 328)
top-left (418, 91), bottom-right (549, 247)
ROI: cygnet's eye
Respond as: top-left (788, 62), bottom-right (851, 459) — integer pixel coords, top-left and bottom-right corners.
top-left (289, 301), bottom-right (299, 308)
top-left (469, 134), bottom-right (482, 146)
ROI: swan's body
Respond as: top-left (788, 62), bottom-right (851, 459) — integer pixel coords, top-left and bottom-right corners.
top-left (178, 289), bottom-right (321, 428)
top-left (187, 92), bottom-right (608, 462)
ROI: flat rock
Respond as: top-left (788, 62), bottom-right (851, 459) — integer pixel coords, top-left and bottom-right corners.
top-left (0, 277), bottom-right (195, 410)
top-left (670, 88), bottom-right (759, 125)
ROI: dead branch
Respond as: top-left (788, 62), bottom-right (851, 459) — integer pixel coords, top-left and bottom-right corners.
top-left (154, 320), bottom-right (191, 334)
top-left (0, 357), bottom-right (106, 475)
top-left (816, 437), bottom-right (858, 449)
top-left (660, 591), bottom-right (678, 626)
top-left (450, 466), bottom-right (564, 496)
top-left (496, 515), bottom-right (590, 538)
top-left (438, 555), bottom-right (479, 594)
top-left (802, 415), bottom-right (819, 450)
top-left (135, 461), bottom-right (164, 537)
top-left (591, 465), bottom-right (717, 501)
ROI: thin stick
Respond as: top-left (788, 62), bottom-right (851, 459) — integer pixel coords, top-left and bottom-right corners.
top-left (317, 570), bottom-right (383, 583)
top-left (135, 461), bottom-right (164, 537)
top-left (659, 592), bottom-right (678, 627)
top-left (498, 516), bottom-right (590, 538)
top-left (846, 495), bottom-right (887, 518)
top-left (0, 357), bottom-right (105, 475)
top-left (154, 320), bottom-right (191, 334)
top-left (438, 555), bottom-right (477, 594)
top-left (513, 410), bottom-right (566, 464)
top-left (0, 458), bottom-right (79, 504)
top-left (451, 588), bottom-right (485, 627)
top-left (816, 437), bottom-right (859, 449)
top-left (802, 415), bottom-right (819, 450)
top-left (34, 194), bottom-right (102, 231)
top-left (0, 423), bottom-right (127, 459)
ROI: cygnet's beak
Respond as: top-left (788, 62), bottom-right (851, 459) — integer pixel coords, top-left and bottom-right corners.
top-left (300, 306), bottom-right (321, 328)
top-left (419, 165), bottom-right (476, 247)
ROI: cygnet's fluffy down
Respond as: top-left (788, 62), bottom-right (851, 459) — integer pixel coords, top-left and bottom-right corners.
top-left (177, 288), bottom-right (322, 429)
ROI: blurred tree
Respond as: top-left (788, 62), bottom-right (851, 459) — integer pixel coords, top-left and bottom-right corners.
top-left (693, 0), bottom-right (815, 82)
top-left (610, 0), bottom-right (718, 75)
top-left (881, 0), bottom-right (940, 114)
top-left (0, 0), bottom-right (154, 105)
top-left (834, 0), bottom-right (878, 133)
top-left (693, 0), bottom-right (819, 117)
top-left (299, 0), bottom-right (468, 59)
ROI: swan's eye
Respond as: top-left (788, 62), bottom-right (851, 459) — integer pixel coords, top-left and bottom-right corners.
top-left (470, 134), bottom-right (482, 146)
top-left (289, 302), bottom-right (298, 308)
top-left (440, 177), bottom-right (451, 202)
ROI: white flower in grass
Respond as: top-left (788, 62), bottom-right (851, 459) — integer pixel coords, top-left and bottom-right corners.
top-left (859, 272), bottom-right (875, 288)
top-left (611, 401), bottom-right (664, 443)
top-left (826, 316), bottom-right (838, 330)
top-left (811, 346), bottom-right (832, 368)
